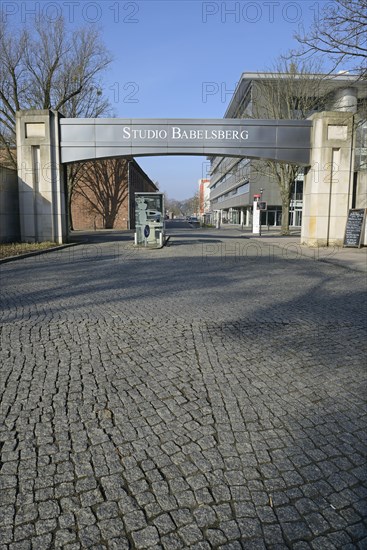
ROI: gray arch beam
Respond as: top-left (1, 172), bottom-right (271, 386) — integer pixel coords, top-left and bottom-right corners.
top-left (16, 109), bottom-right (359, 247)
top-left (60, 118), bottom-right (312, 166)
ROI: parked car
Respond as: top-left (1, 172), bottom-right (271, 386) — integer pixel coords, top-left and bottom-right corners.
top-left (188, 216), bottom-right (199, 223)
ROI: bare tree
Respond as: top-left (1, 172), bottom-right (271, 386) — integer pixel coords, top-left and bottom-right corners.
top-left (250, 58), bottom-right (331, 234)
top-left (294, 0), bottom-right (367, 76)
top-left (0, 17), bottom-right (112, 168)
top-left (182, 192), bottom-right (200, 217)
top-left (73, 159), bottom-right (129, 229)
top-left (164, 194), bottom-right (183, 218)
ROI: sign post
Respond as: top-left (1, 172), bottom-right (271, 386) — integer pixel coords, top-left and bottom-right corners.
top-left (252, 194), bottom-right (261, 235)
top-left (343, 209), bottom-right (366, 248)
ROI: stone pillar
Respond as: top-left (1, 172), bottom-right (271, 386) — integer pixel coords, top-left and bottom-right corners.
top-left (301, 111), bottom-right (354, 247)
top-left (16, 110), bottom-right (66, 243)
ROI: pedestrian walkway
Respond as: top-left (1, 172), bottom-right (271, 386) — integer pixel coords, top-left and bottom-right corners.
top-left (0, 230), bottom-right (366, 549)
top-left (218, 225), bottom-right (367, 273)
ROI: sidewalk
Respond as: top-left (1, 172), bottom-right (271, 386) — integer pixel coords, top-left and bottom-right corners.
top-left (218, 225), bottom-right (367, 274)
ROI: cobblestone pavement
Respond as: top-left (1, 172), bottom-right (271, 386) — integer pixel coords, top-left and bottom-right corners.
top-left (1, 230), bottom-right (366, 549)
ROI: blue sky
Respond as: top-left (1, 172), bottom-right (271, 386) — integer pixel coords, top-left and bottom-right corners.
top-left (6, 0), bottom-right (328, 199)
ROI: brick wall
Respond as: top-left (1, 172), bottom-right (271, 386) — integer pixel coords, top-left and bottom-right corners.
top-left (71, 159), bottom-right (157, 230)
top-left (72, 189), bottom-right (130, 230)
top-left (129, 161), bottom-right (159, 229)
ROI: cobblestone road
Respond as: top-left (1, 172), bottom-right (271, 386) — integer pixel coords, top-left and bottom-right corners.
top-left (1, 230), bottom-right (366, 549)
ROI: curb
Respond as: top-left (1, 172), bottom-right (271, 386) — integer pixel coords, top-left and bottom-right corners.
top-left (0, 242), bottom-right (81, 265)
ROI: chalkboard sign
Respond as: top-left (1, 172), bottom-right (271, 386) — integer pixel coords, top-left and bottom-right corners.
top-left (343, 209), bottom-right (366, 248)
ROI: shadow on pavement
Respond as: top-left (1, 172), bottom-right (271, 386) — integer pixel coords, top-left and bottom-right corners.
top-left (69, 230), bottom-right (134, 244)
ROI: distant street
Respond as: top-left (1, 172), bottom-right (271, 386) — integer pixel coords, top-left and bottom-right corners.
top-left (0, 227), bottom-right (366, 549)
top-left (165, 218), bottom-right (200, 230)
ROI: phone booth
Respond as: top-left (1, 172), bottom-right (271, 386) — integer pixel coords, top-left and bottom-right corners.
top-left (134, 192), bottom-right (165, 248)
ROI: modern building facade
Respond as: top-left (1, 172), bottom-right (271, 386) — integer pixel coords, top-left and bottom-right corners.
top-left (209, 73), bottom-right (367, 228)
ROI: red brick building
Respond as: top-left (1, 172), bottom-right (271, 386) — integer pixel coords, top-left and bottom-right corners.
top-left (71, 159), bottom-right (158, 230)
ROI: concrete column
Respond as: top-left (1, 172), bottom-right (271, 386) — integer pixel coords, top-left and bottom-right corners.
top-left (301, 111), bottom-right (354, 247)
top-left (16, 109), bottom-right (66, 243)
top-left (246, 208), bottom-right (251, 226)
top-left (356, 170), bottom-right (367, 244)
top-left (240, 208), bottom-right (244, 226)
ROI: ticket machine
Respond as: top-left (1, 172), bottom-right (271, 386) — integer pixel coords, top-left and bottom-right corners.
top-left (134, 192), bottom-right (165, 248)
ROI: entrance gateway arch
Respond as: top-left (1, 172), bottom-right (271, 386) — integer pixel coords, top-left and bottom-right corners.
top-left (16, 109), bottom-right (356, 246)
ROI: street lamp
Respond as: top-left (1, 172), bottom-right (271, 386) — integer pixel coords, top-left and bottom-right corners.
top-left (259, 188), bottom-right (263, 236)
